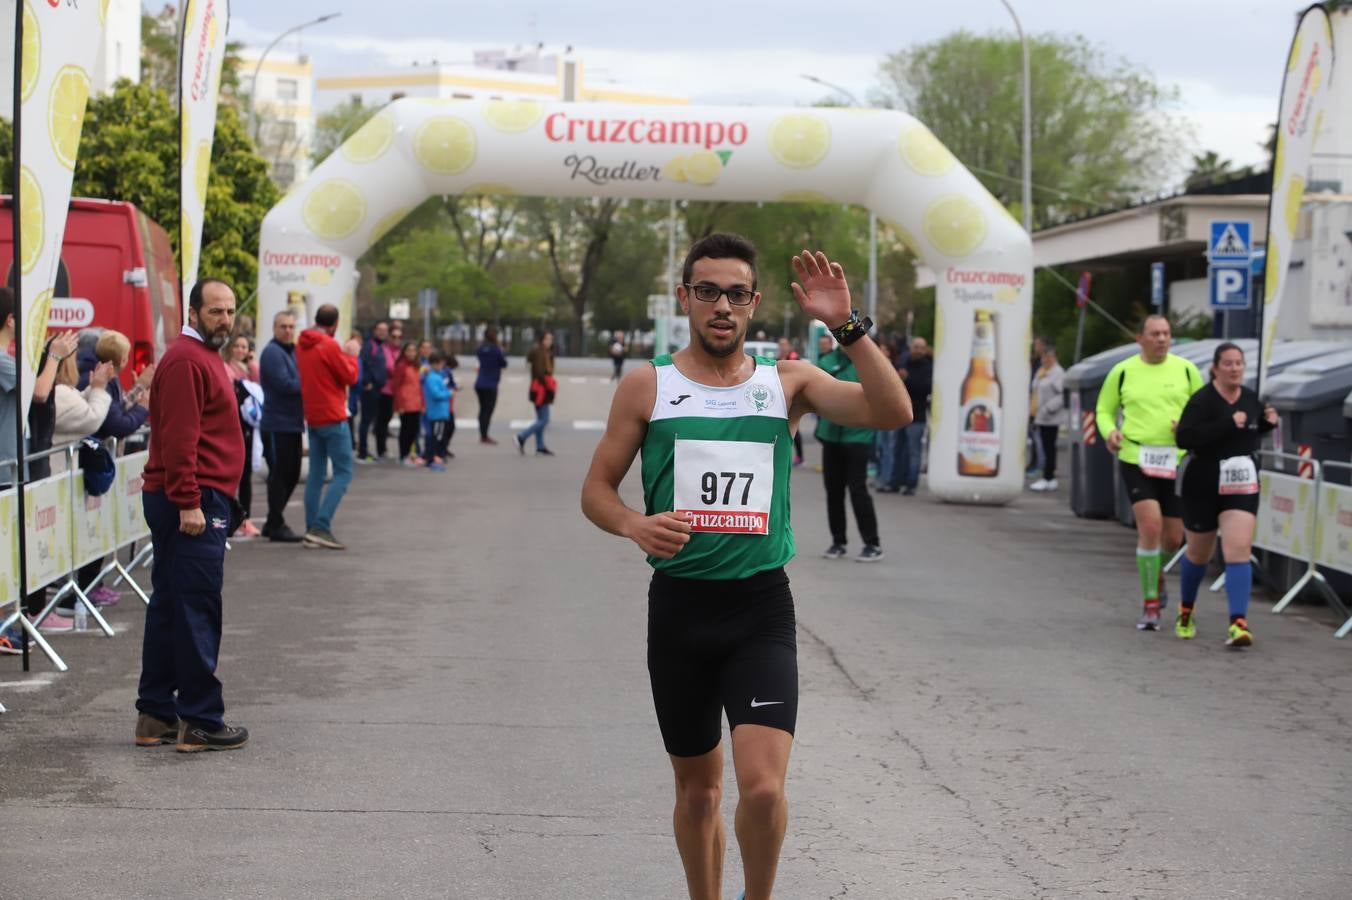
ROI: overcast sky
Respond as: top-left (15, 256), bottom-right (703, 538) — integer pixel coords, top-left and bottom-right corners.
top-left (227, 0), bottom-right (1311, 174)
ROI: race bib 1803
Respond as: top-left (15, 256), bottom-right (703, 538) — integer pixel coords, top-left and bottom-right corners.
top-left (673, 438), bottom-right (774, 534)
top-left (1219, 455), bottom-right (1259, 495)
top-left (1138, 444), bottom-right (1178, 480)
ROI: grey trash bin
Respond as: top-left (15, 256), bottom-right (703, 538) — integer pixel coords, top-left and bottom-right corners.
top-left (1264, 347), bottom-right (1352, 486)
top-left (1064, 343), bottom-right (1138, 519)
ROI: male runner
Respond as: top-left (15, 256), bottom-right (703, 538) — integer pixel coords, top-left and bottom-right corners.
top-left (1096, 314), bottom-right (1203, 630)
top-left (581, 233), bottom-right (910, 900)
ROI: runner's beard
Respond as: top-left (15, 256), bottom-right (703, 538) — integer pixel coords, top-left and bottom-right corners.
top-left (695, 317), bottom-right (743, 358)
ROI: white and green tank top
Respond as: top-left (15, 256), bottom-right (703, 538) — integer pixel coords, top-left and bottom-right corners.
top-left (641, 354), bottom-right (795, 580)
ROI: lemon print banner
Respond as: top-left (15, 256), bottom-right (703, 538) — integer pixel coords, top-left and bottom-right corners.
top-left (178, 0), bottom-right (231, 307)
top-left (1261, 6), bottom-right (1335, 389)
top-left (12, 0), bottom-right (105, 433)
top-left (258, 99), bottom-right (1033, 503)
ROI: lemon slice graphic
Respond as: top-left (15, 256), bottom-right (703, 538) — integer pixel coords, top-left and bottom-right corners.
top-left (483, 99), bottom-right (543, 133)
top-left (194, 139), bottom-right (212, 201)
top-left (923, 195), bottom-right (988, 258)
top-left (342, 112), bottom-right (395, 164)
top-left (899, 124), bottom-right (956, 176)
top-left (26, 289), bottom-right (53, 369)
top-left (100, 0), bottom-right (110, 25)
top-left (302, 180), bottom-right (367, 241)
top-left (661, 155), bottom-right (688, 183)
top-left (685, 150), bottom-right (722, 186)
top-left (767, 113), bottom-right (831, 169)
top-left (1285, 175), bottom-right (1305, 235)
top-left (181, 220), bottom-right (196, 280)
top-left (414, 117), bottom-right (477, 175)
top-left (18, 166), bottom-right (43, 275)
top-left (20, 2), bottom-right (39, 104)
top-left (49, 65), bottom-right (91, 170)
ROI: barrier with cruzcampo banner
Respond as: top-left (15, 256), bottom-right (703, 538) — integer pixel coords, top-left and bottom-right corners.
top-left (257, 100), bottom-right (1033, 504)
top-left (1, 450), bottom-right (150, 598)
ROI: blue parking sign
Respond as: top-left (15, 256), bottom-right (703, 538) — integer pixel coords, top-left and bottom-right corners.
top-left (1209, 263), bottom-right (1250, 309)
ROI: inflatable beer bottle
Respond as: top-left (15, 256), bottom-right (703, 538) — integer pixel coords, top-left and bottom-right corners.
top-left (957, 309), bottom-right (1001, 477)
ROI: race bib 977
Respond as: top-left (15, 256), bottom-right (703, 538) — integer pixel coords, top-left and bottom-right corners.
top-left (673, 439), bottom-right (774, 534)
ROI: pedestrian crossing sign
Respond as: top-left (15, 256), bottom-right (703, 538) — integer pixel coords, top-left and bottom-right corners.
top-left (1209, 221), bottom-right (1251, 261)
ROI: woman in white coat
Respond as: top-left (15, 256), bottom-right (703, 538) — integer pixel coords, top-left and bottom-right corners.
top-left (1030, 341), bottom-right (1067, 492)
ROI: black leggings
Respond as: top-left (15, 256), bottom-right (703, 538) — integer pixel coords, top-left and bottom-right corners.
top-left (398, 412), bottom-right (421, 460)
top-left (1038, 425), bottom-right (1058, 480)
top-left (476, 387), bottom-right (498, 439)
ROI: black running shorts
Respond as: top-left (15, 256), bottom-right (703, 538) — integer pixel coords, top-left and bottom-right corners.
top-left (1118, 460), bottom-right (1181, 519)
top-left (647, 567), bottom-right (798, 758)
top-left (1180, 461), bottom-right (1261, 533)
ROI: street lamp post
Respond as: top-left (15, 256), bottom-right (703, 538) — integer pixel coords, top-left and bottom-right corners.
top-left (997, 0), bottom-right (1033, 234)
top-left (247, 13), bottom-right (342, 146)
top-left (799, 74), bottom-right (877, 331)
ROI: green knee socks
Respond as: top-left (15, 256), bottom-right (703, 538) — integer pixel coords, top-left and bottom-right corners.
top-left (1136, 548), bottom-right (1161, 602)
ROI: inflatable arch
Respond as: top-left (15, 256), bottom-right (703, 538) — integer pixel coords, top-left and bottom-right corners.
top-left (256, 99), bottom-right (1033, 503)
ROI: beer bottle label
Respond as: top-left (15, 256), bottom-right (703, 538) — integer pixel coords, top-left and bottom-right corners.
top-left (958, 398), bottom-right (1001, 469)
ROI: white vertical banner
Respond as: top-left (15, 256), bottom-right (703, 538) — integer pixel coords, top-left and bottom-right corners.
top-left (13, 0), bottom-right (106, 428)
top-left (179, 0), bottom-right (230, 305)
top-left (1261, 5), bottom-right (1335, 387)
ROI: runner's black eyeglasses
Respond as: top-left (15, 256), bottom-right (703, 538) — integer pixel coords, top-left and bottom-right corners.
top-left (685, 283), bottom-right (756, 306)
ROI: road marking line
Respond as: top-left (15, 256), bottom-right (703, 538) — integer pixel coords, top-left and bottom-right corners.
top-left (568, 377), bottom-right (588, 384)
top-left (509, 419), bottom-right (534, 429)
top-left (0, 675), bottom-right (57, 690)
top-left (573, 420), bottom-right (605, 431)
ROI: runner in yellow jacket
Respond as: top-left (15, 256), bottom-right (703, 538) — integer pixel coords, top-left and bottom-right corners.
top-left (1096, 315), bottom-right (1203, 630)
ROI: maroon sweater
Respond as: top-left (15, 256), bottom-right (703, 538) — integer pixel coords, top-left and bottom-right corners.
top-left (142, 331), bottom-right (245, 510)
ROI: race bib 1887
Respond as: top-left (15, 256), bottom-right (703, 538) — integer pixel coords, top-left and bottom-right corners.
top-left (1138, 445), bottom-right (1178, 480)
top-left (673, 438), bottom-right (774, 534)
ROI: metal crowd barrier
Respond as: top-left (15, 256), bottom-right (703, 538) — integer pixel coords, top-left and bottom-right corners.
top-left (1, 430), bottom-right (154, 697)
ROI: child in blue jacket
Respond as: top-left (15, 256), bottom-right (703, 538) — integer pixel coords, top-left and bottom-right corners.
top-left (421, 351), bottom-right (455, 470)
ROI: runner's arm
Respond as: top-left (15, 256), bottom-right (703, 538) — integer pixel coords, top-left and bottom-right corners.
top-left (1095, 363), bottom-right (1124, 444)
top-left (581, 367), bottom-right (693, 559)
top-left (1175, 388), bottom-right (1233, 451)
top-left (786, 346), bottom-right (911, 430)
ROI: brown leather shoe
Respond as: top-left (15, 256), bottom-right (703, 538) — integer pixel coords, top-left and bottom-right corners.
top-left (134, 713), bottom-right (179, 747)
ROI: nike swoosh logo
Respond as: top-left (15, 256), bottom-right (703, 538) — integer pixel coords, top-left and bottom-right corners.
top-left (750, 698), bottom-right (784, 708)
top-left (669, 394), bottom-right (692, 405)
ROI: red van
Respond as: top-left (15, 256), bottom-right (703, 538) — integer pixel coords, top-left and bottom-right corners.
top-left (0, 198), bottom-right (181, 386)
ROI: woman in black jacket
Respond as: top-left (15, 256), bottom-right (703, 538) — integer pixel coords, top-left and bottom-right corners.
top-left (1173, 342), bottom-right (1277, 648)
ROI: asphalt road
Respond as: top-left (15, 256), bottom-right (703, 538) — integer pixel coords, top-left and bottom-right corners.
top-left (3, 378), bottom-right (1350, 899)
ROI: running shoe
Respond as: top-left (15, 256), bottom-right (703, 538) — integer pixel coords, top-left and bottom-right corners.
top-left (89, 585), bottom-right (121, 607)
top-left (480, 437), bottom-right (498, 446)
top-left (1136, 601), bottom-right (1161, 631)
top-left (536, 447), bottom-right (555, 456)
top-left (822, 544), bottom-right (847, 560)
top-left (1174, 609), bottom-right (1196, 640)
top-left (1225, 618), bottom-right (1253, 648)
top-left (36, 613), bottom-right (75, 634)
top-left (855, 545), bottom-right (884, 562)
top-left (303, 528), bottom-right (346, 551)
top-left (0, 632), bottom-right (22, 655)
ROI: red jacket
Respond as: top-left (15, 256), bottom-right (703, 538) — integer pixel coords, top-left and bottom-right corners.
top-left (297, 328), bottom-right (358, 427)
top-left (390, 358), bottom-right (425, 413)
top-left (142, 331), bottom-right (245, 510)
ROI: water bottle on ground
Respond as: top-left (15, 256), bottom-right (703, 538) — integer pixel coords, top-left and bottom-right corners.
top-left (74, 601), bottom-right (88, 632)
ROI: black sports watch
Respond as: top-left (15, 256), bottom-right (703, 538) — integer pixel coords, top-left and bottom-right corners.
top-left (829, 310), bottom-right (873, 346)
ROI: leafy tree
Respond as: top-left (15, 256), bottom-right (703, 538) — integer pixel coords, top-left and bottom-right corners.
top-left (526, 197), bottom-right (624, 351)
top-left (875, 31), bottom-right (1188, 227)
top-left (140, 6), bottom-right (179, 96)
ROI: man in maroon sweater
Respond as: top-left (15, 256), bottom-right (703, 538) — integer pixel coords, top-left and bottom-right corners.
top-left (134, 279), bottom-right (249, 753)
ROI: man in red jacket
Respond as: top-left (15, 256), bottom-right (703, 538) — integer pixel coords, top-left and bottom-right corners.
top-left (297, 303), bottom-right (360, 550)
top-left (135, 278), bottom-right (249, 753)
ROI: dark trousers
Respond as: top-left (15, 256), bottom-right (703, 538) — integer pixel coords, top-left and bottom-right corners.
top-left (398, 412), bottom-right (422, 459)
top-left (262, 430), bottom-right (303, 531)
top-left (1038, 425), bottom-right (1059, 480)
top-left (476, 387), bottom-right (498, 439)
top-left (136, 487), bottom-right (230, 730)
top-left (237, 425), bottom-right (254, 518)
top-left (358, 390), bottom-right (393, 458)
top-left (427, 419), bottom-right (451, 459)
top-left (822, 440), bottom-right (879, 547)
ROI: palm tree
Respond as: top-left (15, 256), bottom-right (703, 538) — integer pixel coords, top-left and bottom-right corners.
top-left (1185, 150), bottom-right (1235, 189)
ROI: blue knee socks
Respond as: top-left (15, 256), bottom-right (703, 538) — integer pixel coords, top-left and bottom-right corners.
top-left (1224, 562), bottom-right (1252, 620)
top-left (1180, 556), bottom-right (1207, 609)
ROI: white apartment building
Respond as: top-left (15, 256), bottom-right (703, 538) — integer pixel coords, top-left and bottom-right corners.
top-left (237, 49), bottom-right (316, 190)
